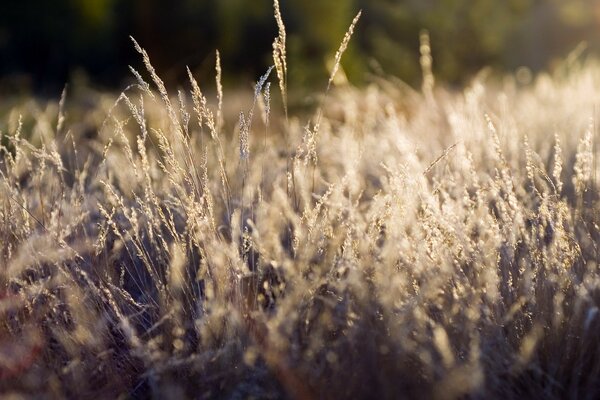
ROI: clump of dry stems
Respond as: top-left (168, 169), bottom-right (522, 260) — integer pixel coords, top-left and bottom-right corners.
top-left (2, 4), bottom-right (600, 400)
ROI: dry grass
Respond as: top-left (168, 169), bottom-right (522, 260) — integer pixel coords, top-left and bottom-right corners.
top-left (2, 8), bottom-right (600, 400)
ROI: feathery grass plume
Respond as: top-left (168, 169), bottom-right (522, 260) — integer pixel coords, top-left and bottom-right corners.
top-left (178, 89), bottom-right (190, 137)
top-left (128, 66), bottom-right (154, 98)
top-left (187, 65), bottom-right (231, 216)
top-left (238, 66), bottom-right (274, 268)
top-left (485, 113), bottom-right (520, 221)
top-left (239, 67), bottom-right (274, 184)
top-left (240, 65), bottom-right (274, 143)
top-left (239, 111), bottom-right (249, 162)
top-left (327, 10), bottom-right (362, 91)
top-left (420, 29), bottom-right (435, 100)
top-left (523, 134), bottom-right (541, 198)
top-left (302, 10), bottom-right (362, 196)
top-left (130, 37), bottom-right (194, 200)
top-left (553, 133), bottom-right (564, 194)
top-left (272, 0), bottom-right (287, 119)
top-left (573, 119), bottom-right (594, 197)
top-left (263, 82), bottom-right (272, 124)
top-left (258, 82), bottom-right (272, 204)
top-left (423, 142), bottom-right (458, 176)
top-left (130, 37), bottom-right (170, 109)
top-left (187, 66), bottom-right (211, 138)
top-left (56, 86), bottom-right (67, 135)
top-left (272, 0), bottom-right (295, 205)
top-left (215, 50), bottom-right (224, 132)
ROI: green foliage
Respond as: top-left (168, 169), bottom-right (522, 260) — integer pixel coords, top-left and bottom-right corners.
top-left (360, 0), bottom-right (598, 84)
top-left (0, 0), bottom-right (598, 89)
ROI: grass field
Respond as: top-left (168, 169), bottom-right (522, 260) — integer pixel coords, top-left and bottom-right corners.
top-left (2, 7), bottom-right (600, 399)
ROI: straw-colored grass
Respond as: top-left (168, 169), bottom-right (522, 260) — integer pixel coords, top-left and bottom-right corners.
top-left (2, 6), bottom-right (600, 400)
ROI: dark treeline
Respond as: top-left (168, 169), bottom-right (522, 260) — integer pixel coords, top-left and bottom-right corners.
top-left (1, 0), bottom-right (599, 93)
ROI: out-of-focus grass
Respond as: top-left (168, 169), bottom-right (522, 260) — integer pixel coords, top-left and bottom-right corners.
top-left (2, 6), bottom-right (600, 400)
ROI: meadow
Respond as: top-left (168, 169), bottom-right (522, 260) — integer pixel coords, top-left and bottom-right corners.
top-left (2, 6), bottom-right (600, 399)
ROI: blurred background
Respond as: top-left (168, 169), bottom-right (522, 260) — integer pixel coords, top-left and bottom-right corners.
top-left (1, 0), bottom-right (600, 95)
